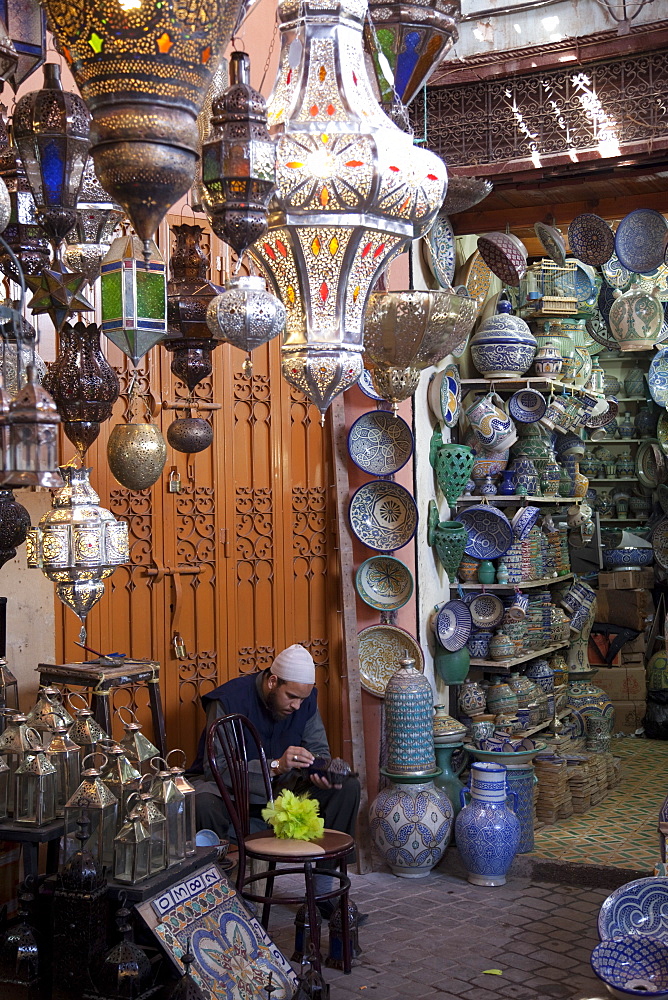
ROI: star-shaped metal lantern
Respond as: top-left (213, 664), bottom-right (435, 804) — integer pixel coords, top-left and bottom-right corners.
top-left (27, 259), bottom-right (94, 333)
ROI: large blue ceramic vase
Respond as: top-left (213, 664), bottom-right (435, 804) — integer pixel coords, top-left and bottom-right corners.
top-left (455, 761), bottom-right (521, 886)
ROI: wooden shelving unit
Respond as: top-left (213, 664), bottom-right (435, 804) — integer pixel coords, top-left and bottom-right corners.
top-left (469, 641), bottom-right (570, 671)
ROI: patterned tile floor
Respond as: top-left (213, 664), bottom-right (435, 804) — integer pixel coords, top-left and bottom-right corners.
top-left (531, 736), bottom-right (667, 869)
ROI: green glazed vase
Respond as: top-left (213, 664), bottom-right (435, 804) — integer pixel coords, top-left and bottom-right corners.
top-left (477, 559), bottom-right (495, 584)
top-left (432, 520), bottom-right (468, 580)
top-left (434, 646), bottom-right (470, 685)
top-left (434, 743), bottom-right (466, 816)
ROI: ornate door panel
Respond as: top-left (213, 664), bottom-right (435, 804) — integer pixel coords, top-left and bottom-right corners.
top-left (54, 213), bottom-right (343, 758)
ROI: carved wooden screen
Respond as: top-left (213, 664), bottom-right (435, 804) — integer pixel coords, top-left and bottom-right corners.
top-left (54, 213), bottom-right (343, 758)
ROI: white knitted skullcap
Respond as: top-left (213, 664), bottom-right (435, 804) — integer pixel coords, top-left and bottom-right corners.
top-left (270, 645), bottom-right (315, 684)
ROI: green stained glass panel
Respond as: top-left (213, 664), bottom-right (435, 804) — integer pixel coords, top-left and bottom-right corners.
top-left (136, 270), bottom-right (166, 321)
top-left (101, 270), bottom-right (123, 323)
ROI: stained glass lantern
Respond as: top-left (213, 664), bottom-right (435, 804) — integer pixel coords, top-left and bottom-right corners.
top-left (68, 695), bottom-right (108, 753)
top-left (113, 792), bottom-right (151, 884)
top-left (249, 0), bottom-right (448, 416)
top-left (167, 749), bottom-right (196, 857)
top-left (25, 465), bottom-right (129, 642)
top-left (365, 0), bottom-right (458, 111)
top-left (26, 684), bottom-right (73, 741)
top-left (42, 321), bottom-right (120, 459)
top-left (98, 740), bottom-right (141, 825)
top-left (202, 51), bottom-right (276, 255)
top-left (0, 712), bottom-right (42, 813)
top-left (41, 0), bottom-right (247, 256)
top-left (101, 234), bottom-right (168, 367)
top-left (136, 780), bottom-right (168, 875)
top-left (191, 58), bottom-right (228, 213)
top-left (13, 63), bottom-right (91, 250)
top-left (14, 740), bottom-right (58, 825)
top-left (206, 275), bottom-right (286, 374)
top-left (63, 752), bottom-right (118, 867)
top-left (117, 706), bottom-right (159, 775)
top-left (0, 0), bottom-right (45, 92)
top-left (0, 365), bottom-right (62, 489)
top-left (46, 721), bottom-right (82, 817)
top-left (150, 757), bottom-right (186, 866)
top-left (64, 158), bottom-right (124, 285)
top-left (0, 111), bottom-right (50, 282)
top-left (164, 223), bottom-right (223, 392)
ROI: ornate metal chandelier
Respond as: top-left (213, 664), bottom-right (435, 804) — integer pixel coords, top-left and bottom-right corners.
top-left (249, 0), bottom-right (448, 415)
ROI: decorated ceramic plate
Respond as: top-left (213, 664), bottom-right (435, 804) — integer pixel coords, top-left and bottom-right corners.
top-left (458, 250), bottom-right (494, 306)
top-left (585, 398), bottom-right (618, 429)
top-left (358, 624), bottom-right (425, 697)
top-left (355, 555), bottom-right (414, 611)
top-left (615, 209), bottom-right (668, 274)
top-left (573, 260), bottom-right (598, 307)
top-left (358, 368), bottom-right (386, 402)
top-left (444, 363), bottom-right (461, 426)
top-left (534, 222), bottom-right (566, 266)
top-left (586, 309), bottom-right (618, 352)
top-left (653, 518), bottom-right (668, 570)
top-left (568, 214), bottom-right (615, 267)
top-left (477, 233), bottom-right (527, 287)
top-left (636, 441), bottom-right (665, 489)
top-left (468, 592), bottom-right (504, 629)
top-left (634, 261), bottom-right (668, 303)
top-left (602, 252), bottom-right (633, 291)
top-left (598, 877), bottom-right (668, 943)
top-left (458, 503), bottom-right (513, 560)
top-left (349, 480), bottom-right (418, 552)
top-left (435, 599), bottom-right (472, 652)
top-left (508, 389), bottom-right (547, 423)
top-left (423, 215), bottom-right (457, 288)
top-left (348, 411), bottom-right (414, 476)
top-left (658, 412), bottom-right (668, 456)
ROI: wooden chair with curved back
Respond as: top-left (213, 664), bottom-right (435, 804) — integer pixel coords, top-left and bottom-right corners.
top-left (206, 712), bottom-right (353, 973)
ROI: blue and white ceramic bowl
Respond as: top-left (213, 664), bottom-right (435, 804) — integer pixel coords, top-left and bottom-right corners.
top-left (599, 878), bottom-right (668, 944)
top-left (469, 593), bottom-right (504, 629)
top-left (348, 411), bottom-right (414, 476)
top-left (511, 505), bottom-right (541, 541)
top-left (349, 481), bottom-right (418, 552)
top-left (508, 389), bottom-right (547, 424)
top-left (591, 936), bottom-right (668, 999)
top-left (603, 547), bottom-right (654, 571)
top-left (358, 368), bottom-right (387, 402)
top-left (458, 504), bottom-right (514, 560)
top-left (356, 556), bottom-right (414, 611)
top-left (435, 599), bottom-right (473, 652)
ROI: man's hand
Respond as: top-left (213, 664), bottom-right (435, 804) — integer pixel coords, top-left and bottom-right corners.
top-left (278, 745), bottom-right (314, 774)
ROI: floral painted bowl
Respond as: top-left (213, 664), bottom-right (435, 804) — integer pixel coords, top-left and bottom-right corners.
top-left (355, 555), bottom-right (414, 611)
top-left (468, 593), bottom-right (504, 629)
top-left (458, 504), bottom-right (514, 560)
top-left (591, 936), bottom-right (668, 999)
top-left (508, 389), bottom-right (547, 424)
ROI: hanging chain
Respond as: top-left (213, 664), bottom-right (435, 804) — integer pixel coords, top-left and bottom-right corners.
top-left (259, 14), bottom-right (279, 94)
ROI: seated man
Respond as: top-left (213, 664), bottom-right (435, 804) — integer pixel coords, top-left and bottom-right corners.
top-left (190, 644), bottom-right (360, 856)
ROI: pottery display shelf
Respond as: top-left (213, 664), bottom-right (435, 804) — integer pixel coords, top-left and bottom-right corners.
top-left (455, 496), bottom-right (580, 505)
top-left (521, 708), bottom-right (572, 739)
top-left (469, 640), bottom-right (570, 670)
top-left (449, 572), bottom-right (574, 591)
top-left (460, 376), bottom-right (604, 397)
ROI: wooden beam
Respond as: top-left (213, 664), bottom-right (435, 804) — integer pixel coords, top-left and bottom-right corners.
top-left (329, 393), bottom-right (373, 873)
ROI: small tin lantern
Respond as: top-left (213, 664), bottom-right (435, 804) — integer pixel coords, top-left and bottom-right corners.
top-left (99, 740), bottom-right (141, 826)
top-left (46, 721), bottom-right (82, 816)
top-left (68, 693), bottom-right (108, 752)
top-left (150, 757), bottom-right (186, 866)
top-left (26, 685), bottom-right (73, 743)
top-left (167, 749), bottom-right (196, 857)
top-left (113, 792), bottom-right (151, 884)
top-left (0, 712), bottom-right (43, 813)
top-left (63, 753), bottom-right (118, 867)
top-left (14, 735), bottom-right (58, 825)
top-left (117, 706), bottom-right (158, 774)
top-left (2, 365), bottom-right (63, 489)
top-left (100, 234), bottom-right (167, 366)
top-left (136, 776), bottom-right (168, 875)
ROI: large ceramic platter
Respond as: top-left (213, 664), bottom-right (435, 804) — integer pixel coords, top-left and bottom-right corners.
top-left (615, 209), bottom-right (668, 274)
top-left (468, 592), bottom-right (504, 629)
top-left (355, 555), bottom-right (414, 611)
top-left (568, 214), bottom-right (615, 267)
top-left (458, 250), bottom-right (494, 306)
top-left (347, 411), bottom-right (414, 476)
top-left (358, 624), bottom-right (425, 697)
top-left (423, 215), bottom-right (457, 288)
top-left (658, 411), bottom-right (668, 456)
top-left (586, 309), bottom-right (618, 351)
top-left (534, 222), bottom-right (566, 266)
top-left (349, 480), bottom-right (418, 552)
top-left (652, 517), bottom-right (668, 570)
top-left (598, 877), bottom-right (668, 943)
top-left (636, 441), bottom-right (665, 489)
top-left (435, 599), bottom-right (472, 652)
top-left (458, 503), bottom-right (514, 560)
top-left (659, 484), bottom-right (668, 515)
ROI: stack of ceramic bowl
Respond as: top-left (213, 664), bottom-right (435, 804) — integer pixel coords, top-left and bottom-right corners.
top-left (502, 540), bottom-right (525, 584)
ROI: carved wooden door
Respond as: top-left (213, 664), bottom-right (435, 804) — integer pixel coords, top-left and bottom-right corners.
top-left (55, 214), bottom-right (343, 758)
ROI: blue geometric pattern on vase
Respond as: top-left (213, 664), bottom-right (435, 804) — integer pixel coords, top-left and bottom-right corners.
top-left (455, 792), bottom-right (521, 882)
top-left (615, 209), bottom-right (668, 274)
top-left (385, 659), bottom-right (436, 774)
top-left (348, 411), bottom-right (414, 476)
top-left (369, 782), bottom-right (454, 877)
top-left (504, 766), bottom-right (535, 854)
top-left (591, 936), bottom-right (668, 996)
top-left (349, 480), bottom-right (418, 552)
top-left (458, 504), bottom-right (513, 560)
top-left (598, 877), bottom-right (668, 943)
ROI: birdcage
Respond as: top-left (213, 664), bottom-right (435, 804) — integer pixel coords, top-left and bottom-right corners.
top-left (519, 259), bottom-right (578, 317)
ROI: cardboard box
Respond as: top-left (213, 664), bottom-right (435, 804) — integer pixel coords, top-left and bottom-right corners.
top-left (595, 589), bottom-right (654, 631)
top-left (611, 700), bottom-right (646, 734)
top-left (597, 666), bottom-right (647, 702)
top-left (598, 569), bottom-right (654, 590)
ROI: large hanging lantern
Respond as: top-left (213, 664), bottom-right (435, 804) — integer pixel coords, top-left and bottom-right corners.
top-left (206, 275), bottom-right (286, 374)
top-left (0, 366), bottom-right (62, 489)
top-left (0, 15), bottom-right (18, 87)
top-left (0, 488), bottom-right (30, 570)
top-left (25, 465), bottom-right (129, 641)
top-left (64, 158), bottom-right (124, 285)
top-left (249, 0), bottom-right (448, 415)
top-left (0, 304), bottom-right (47, 395)
top-left (41, 0), bottom-right (247, 255)
top-left (365, 0), bottom-right (458, 111)
top-left (12, 63), bottom-right (91, 250)
top-left (1, 0), bottom-right (45, 92)
top-left (164, 223), bottom-right (223, 392)
top-left (101, 235), bottom-right (167, 366)
top-left (0, 111), bottom-right (49, 282)
top-left (202, 51), bottom-right (276, 255)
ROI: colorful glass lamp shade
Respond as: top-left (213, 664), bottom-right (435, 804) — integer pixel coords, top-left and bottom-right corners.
top-left (365, 0), bottom-right (458, 109)
top-left (12, 63), bottom-right (91, 249)
top-left (101, 235), bottom-right (167, 366)
top-left (0, 110), bottom-right (49, 282)
top-left (249, 0), bottom-right (448, 416)
top-left (202, 51), bottom-right (276, 255)
top-left (64, 158), bottom-right (124, 285)
top-left (0, 0), bottom-right (45, 92)
top-left (26, 465), bottom-right (129, 641)
top-left (41, 0), bottom-right (247, 254)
